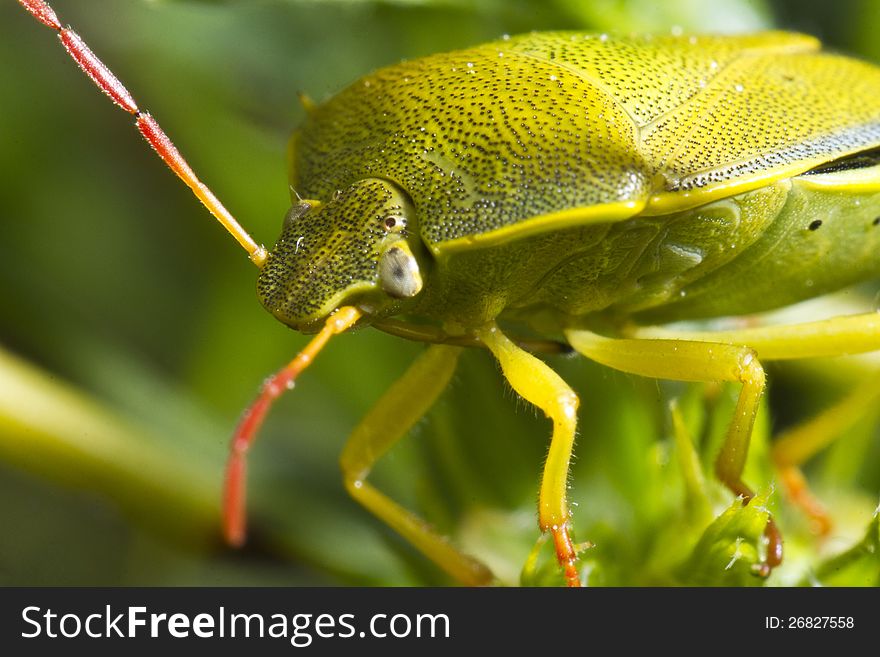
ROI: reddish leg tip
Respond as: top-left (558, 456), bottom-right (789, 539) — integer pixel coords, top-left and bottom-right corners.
top-left (764, 518), bottom-right (784, 569)
top-left (551, 525), bottom-right (582, 587)
top-left (779, 466), bottom-right (833, 538)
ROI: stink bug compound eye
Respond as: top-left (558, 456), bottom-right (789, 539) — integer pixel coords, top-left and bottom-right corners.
top-left (12, 0), bottom-right (880, 587)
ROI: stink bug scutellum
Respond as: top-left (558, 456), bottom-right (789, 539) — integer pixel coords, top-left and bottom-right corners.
top-left (6, 0), bottom-right (880, 586)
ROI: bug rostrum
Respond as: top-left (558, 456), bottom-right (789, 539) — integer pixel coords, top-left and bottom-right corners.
top-left (19, 0), bottom-right (880, 586)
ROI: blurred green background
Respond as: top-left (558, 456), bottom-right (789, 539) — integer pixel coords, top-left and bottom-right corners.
top-left (0, 0), bottom-right (878, 586)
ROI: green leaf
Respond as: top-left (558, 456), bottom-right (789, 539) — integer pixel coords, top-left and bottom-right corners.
top-left (680, 495), bottom-right (773, 586)
top-left (805, 506), bottom-right (880, 587)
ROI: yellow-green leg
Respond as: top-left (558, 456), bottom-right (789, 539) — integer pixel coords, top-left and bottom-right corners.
top-left (564, 329), bottom-right (781, 573)
top-left (566, 311), bottom-right (880, 572)
top-left (564, 333), bottom-right (766, 493)
top-left (475, 325), bottom-right (583, 587)
top-left (632, 311), bottom-right (880, 534)
top-left (632, 312), bottom-right (880, 360)
top-left (339, 343), bottom-right (493, 586)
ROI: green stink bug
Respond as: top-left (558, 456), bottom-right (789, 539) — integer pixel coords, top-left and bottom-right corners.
top-left (11, 0), bottom-right (880, 586)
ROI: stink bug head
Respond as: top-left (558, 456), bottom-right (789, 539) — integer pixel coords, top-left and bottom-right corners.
top-left (257, 179), bottom-right (425, 332)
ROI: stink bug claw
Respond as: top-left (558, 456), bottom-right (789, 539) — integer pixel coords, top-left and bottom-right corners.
top-left (763, 518), bottom-right (784, 572)
top-left (551, 524), bottom-right (582, 588)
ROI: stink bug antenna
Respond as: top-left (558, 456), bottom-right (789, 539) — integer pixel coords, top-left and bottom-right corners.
top-left (18, 0), bottom-right (268, 268)
top-left (223, 306), bottom-right (362, 546)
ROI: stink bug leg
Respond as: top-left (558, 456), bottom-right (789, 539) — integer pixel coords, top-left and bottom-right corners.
top-left (769, 369), bottom-right (880, 536)
top-left (475, 325), bottom-right (584, 586)
top-left (626, 312), bottom-right (880, 571)
top-left (338, 343), bottom-right (495, 586)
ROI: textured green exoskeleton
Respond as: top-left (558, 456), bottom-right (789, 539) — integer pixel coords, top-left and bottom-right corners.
top-left (257, 32), bottom-right (880, 586)
top-left (262, 32), bottom-right (880, 330)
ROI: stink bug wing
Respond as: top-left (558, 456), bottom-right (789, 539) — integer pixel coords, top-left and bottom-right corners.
top-left (647, 47), bottom-right (880, 206)
top-left (505, 32), bottom-right (820, 127)
top-left (508, 32), bottom-right (880, 207)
